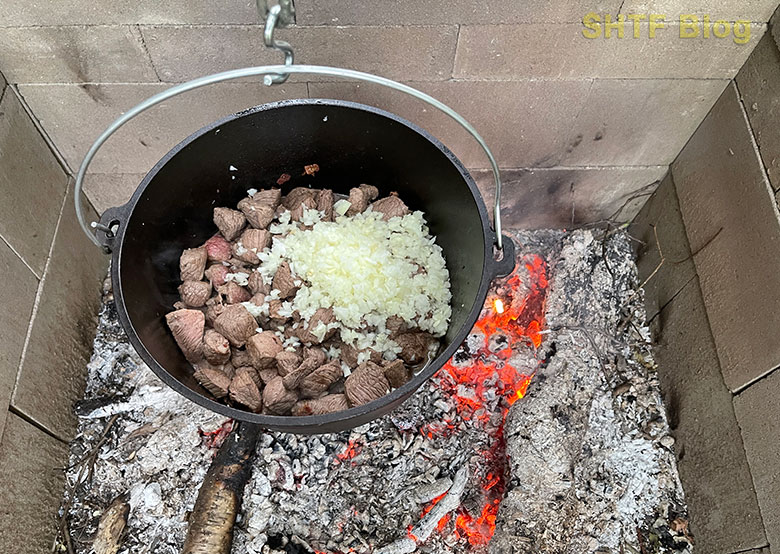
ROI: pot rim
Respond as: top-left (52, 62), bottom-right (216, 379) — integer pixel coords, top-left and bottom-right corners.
top-left (111, 98), bottom-right (499, 433)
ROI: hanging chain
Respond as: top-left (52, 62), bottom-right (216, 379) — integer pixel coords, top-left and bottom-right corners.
top-left (258, 0), bottom-right (296, 85)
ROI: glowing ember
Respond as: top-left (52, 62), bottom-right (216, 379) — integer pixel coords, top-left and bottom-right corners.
top-left (197, 419), bottom-right (233, 453)
top-left (422, 253), bottom-right (549, 547)
top-left (454, 499), bottom-right (499, 545)
top-left (334, 440), bottom-right (361, 465)
top-left (436, 513), bottom-right (451, 532)
top-left (439, 254), bottom-right (547, 415)
top-left (421, 492), bottom-right (447, 517)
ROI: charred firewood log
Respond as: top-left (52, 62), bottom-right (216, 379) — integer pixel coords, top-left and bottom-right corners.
top-left (180, 422), bottom-right (262, 554)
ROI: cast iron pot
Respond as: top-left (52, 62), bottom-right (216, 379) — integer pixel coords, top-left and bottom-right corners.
top-left (89, 97), bottom-right (514, 434)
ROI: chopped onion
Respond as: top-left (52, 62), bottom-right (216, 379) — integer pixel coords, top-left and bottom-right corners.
top-left (225, 271), bottom-right (250, 286)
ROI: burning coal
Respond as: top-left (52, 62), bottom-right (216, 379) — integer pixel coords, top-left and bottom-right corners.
top-left (407, 254), bottom-right (549, 548)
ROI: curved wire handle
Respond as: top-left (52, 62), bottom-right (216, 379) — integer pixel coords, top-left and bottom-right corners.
top-left (75, 65), bottom-right (504, 250)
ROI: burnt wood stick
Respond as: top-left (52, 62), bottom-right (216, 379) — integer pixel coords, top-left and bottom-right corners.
top-left (93, 493), bottom-right (130, 554)
top-left (181, 422), bottom-right (262, 554)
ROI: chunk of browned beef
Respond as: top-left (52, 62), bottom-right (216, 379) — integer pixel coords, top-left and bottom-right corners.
top-left (299, 361), bottom-right (343, 398)
top-left (345, 361), bottom-right (389, 406)
top-left (289, 195), bottom-right (317, 222)
top-left (268, 299), bottom-right (290, 324)
top-left (213, 304), bottom-right (256, 347)
top-left (383, 359), bottom-right (411, 389)
top-left (275, 351), bottom-right (301, 376)
top-left (303, 346), bottom-right (327, 366)
top-left (345, 186), bottom-right (369, 216)
top-left (180, 247), bottom-right (208, 281)
top-left (178, 280), bottom-right (212, 308)
top-left (385, 315), bottom-right (409, 338)
top-left (234, 366), bottom-right (262, 388)
top-left (282, 348), bottom-right (326, 390)
top-left (370, 196), bottom-right (410, 220)
top-left (229, 370), bottom-right (263, 412)
top-left (395, 332), bottom-right (437, 365)
top-left (231, 347), bottom-right (252, 369)
top-left (195, 360), bottom-right (235, 380)
top-left (237, 196), bottom-right (276, 229)
top-left (225, 258), bottom-right (249, 273)
top-left (204, 296), bottom-right (226, 327)
top-left (291, 394), bottom-right (349, 416)
top-left (257, 368), bottom-right (280, 385)
top-left (317, 189), bottom-right (334, 221)
top-left (205, 264), bottom-right (229, 287)
top-left (222, 362), bottom-right (237, 379)
top-left (247, 293), bottom-right (266, 308)
top-left (213, 207), bottom-right (246, 241)
top-left (247, 271), bottom-right (269, 296)
top-left (165, 309), bottom-right (205, 363)
top-left (359, 184), bottom-right (379, 201)
top-left (282, 187), bottom-right (316, 210)
top-left (263, 376), bottom-right (298, 415)
top-left (233, 228), bottom-right (271, 264)
top-left (247, 331), bottom-right (283, 369)
top-left (340, 343), bottom-right (359, 368)
top-left (219, 281), bottom-right (251, 305)
top-left (203, 329), bottom-right (231, 365)
top-left (204, 235), bottom-right (233, 262)
top-left (193, 367), bottom-right (231, 399)
top-left (252, 189), bottom-right (282, 209)
top-left (272, 261), bottom-right (299, 299)
top-left (340, 344), bottom-right (381, 368)
top-left (296, 307), bottom-right (336, 344)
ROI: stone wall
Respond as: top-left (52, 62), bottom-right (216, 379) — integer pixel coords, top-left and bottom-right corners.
top-left (0, 0), bottom-right (777, 226)
top-left (631, 19), bottom-right (780, 553)
top-left (0, 75), bottom-right (108, 552)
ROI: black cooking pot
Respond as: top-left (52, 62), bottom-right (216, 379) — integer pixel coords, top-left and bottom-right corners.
top-left (94, 98), bottom-right (514, 433)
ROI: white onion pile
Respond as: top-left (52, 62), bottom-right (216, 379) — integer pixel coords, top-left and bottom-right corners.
top-left (250, 201), bottom-right (452, 360)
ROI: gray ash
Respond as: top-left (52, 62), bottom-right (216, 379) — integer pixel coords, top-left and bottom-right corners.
top-left (57, 230), bottom-right (692, 554)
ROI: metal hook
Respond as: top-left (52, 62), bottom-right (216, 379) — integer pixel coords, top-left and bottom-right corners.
top-left (258, 0), bottom-right (295, 85)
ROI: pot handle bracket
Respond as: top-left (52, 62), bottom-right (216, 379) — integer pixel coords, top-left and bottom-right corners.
top-left (491, 234), bottom-right (516, 279)
top-left (93, 204), bottom-right (129, 253)
top-left (75, 2), bottom-right (508, 259)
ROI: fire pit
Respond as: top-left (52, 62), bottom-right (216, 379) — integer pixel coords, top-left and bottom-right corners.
top-left (59, 228), bottom-right (692, 554)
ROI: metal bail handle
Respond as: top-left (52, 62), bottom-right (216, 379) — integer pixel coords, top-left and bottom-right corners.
top-left (74, 65), bottom-right (505, 251)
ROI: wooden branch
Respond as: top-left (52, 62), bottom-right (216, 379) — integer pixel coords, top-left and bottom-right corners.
top-left (93, 493), bottom-right (129, 554)
top-left (627, 224), bottom-right (664, 304)
top-left (181, 421), bottom-right (262, 554)
top-left (56, 414), bottom-right (121, 553)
